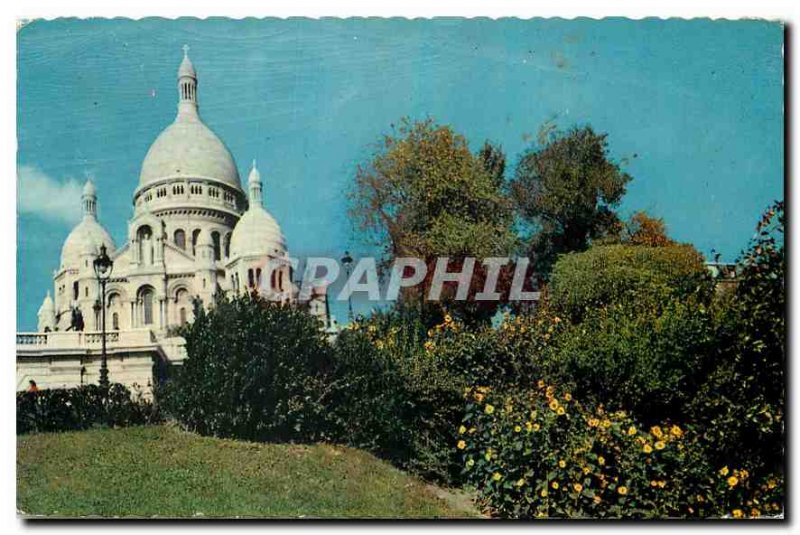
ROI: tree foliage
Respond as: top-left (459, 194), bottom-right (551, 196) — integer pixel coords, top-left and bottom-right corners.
top-left (349, 118), bottom-right (517, 261)
top-left (510, 125), bottom-right (632, 277)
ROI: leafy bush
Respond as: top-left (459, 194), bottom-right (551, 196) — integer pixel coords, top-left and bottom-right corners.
top-left (549, 244), bottom-right (712, 321)
top-left (541, 296), bottom-right (715, 423)
top-left (162, 295), bottom-right (335, 443)
top-left (329, 307), bottom-right (467, 483)
top-left (459, 383), bottom-right (783, 518)
top-left (689, 201), bottom-right (785, 479)
top-left (17, 383), bottom-right (157, 434)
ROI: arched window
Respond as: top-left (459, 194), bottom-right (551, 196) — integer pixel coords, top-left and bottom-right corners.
top-left (192, 229), bottom-right (201, 256)
top-left (179, 307), bottom-right (187, 326)
top-left (140, 287), bottom-right (155, 326)
top-left (223, 233), bottom-right (231, 258)
top-left (174, 229), bottom-right (186, 250)
top-left (72, 281), bottom-right (79, 301)
top-left (137, 225), bottom-right (153, 265)
top-left (256, 268), bottom-right (262, 289)
top-left (247, 269), bottom-right (255, 288)
top-left (270, 270), bottom-right (277, 290)
top-left (211, 231), bottom-right (221, 261)
top-left (279, 270), bottom-right (284, 291)
top-left (112, 312), bottom-right (119, 330)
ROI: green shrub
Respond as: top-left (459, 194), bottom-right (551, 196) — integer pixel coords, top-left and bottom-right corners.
top-left (689, 201), bottom-right (785, 479)
top-left (549, 244), bottom-right (712, 321)
top-left (162, 295), bottom-right (334, 443)
top-left (542, 296), bottom-right (715, 423)
top-left (16, 383), bottom-right (157, 434)
top-left (329, 307), bottom-right (466, 483)
top-left (459, 383), bottom-right (782, 518)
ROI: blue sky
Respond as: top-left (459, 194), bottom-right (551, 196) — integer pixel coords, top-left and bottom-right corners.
top-left (17, 17), bottom-right (783, 330)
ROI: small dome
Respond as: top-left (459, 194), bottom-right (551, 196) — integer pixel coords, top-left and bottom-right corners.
top-left (248, 161), bottom-right (261, 185)
top-left (60, 217), bottom-right (116, 270)
top-left (38, 291), bottom-right (54, 315)
top-left (178, 54), bottom-right (196, 79)
top-left (229, 205), bottom-right (287, 259)
top-left (83, 179), bottom-right (96, 197)
top-left (138, 119), bottom-right (242, 190)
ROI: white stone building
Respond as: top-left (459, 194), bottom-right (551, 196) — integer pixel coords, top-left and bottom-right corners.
top-left (17, 47), bottom-right (329, 392)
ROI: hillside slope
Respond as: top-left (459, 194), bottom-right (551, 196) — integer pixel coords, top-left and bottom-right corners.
top-left (17, 425), bottom-right (480, 519)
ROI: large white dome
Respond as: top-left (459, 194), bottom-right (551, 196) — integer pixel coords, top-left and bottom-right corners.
top-left (60, 217), bottom-right (116, 270)
top-left (138, 116), bottom-right (241, 190)
top-left (229, 206), bottom-right (286, 259)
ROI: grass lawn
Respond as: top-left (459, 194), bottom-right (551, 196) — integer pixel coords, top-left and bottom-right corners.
top-left (17, 425), bottom-right (481, 519)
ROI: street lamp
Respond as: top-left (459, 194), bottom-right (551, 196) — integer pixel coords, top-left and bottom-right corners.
top-left (93, 244), bottom-right (113, 390)
top-left (341, 250), bottom-right (354, 322)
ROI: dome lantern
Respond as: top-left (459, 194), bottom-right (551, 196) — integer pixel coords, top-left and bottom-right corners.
top-left (248, 159), bottom-right (263, 207)
top-left (82, 179), bottom-right (97, 219)
top-left (177, 45), bottom-right (198, 120)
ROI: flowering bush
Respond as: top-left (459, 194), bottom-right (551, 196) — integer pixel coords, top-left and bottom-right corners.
top-left (459, 383), bottom-right (782, 519)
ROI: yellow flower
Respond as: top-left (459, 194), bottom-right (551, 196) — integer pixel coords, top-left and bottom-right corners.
top-left (457, 440), bottom-right (466, 450)
top-left (484, 449), bottom-right (493, 461)
top-left (727, 476), bottom-right (739, 488)
top-left (732, 509), bottom-right (744, 519)
top-left (739, 469), bottom-right (749, 480)
top-left (601, 419), bottom-right (611, 428)
top-left (423, 340), bottom-right (435, 352)
top-left (537, 379), bottom-right (546, 389)
top-left (657, 481), bottom-right (666, 488)
top-left (696, 495), bottom-right (705, 503)
top-left (719, 466), bottom-right (730, 476)
top-left (532, 423), bottom-right (541, 432)
top-left (553, 316), bottom-right (562, 323)
top-left (750, 508), bottom-right (760, 518)
top-left (650, 426), bottom-right (663, 439)
top-left (469, 427), bottom-right (476, 434)
top-left (588, 418), bottom-right (599, 427)
top-left (558, 460), bottom-right (566, 468)
top-left (466, 458), bottom-right (475, 468)
top-left (597, 456), bottom-right (606, 466)
top-left (643, 444), bottom-right (653, 454)
top-left (654, 441), bottom-right (666, 450)
top-left (670, 425), bottom-right (683, 438)
top-left (564, 392), bottom-right (572, 401)
top-left (549, 400), bottom-right (559, 411)
top-left (516, 478), bottom-right (526, 488)
top-left (556, 406), bottom-right (566, 416)
top-left (444, 314), bottom-right (452, 324)
top-left (474, 392), bottom-right (485, 403)
top-left (514, 425), bottom-right (522, 433)
top-left (593, 495), bottom-right (602, 504)
top-left (617, 486), bottom-right (628, 495)
top-left (492, 472), bottom-right (502, 482)
top-left (573, 483), bottom-right (583, 493)
top-left (525, 421), bottom-right (533, 432)
top-left (485, 404), bottom-right (495, 415)
top-left (627, 426), bottom-right (637, 436)
top-left (551, 481), bottom-right (559, 490)
top-left (767, 479), bottom-right (777, 489)
top-left (582, 466), bottom-right (590, 475)
top-left (458, 425), bottom-right (467, 434)
top-left (540, 489), bottom-right (548, 498)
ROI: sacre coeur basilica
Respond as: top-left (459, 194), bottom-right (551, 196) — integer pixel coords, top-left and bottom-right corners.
top-left (16, 47), bottom-right (332, 393)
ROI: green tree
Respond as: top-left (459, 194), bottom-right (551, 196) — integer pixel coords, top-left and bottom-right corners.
top-left (349, 118), bottom-right (518, 324)
top-left (510, 125), bottom-right (633, 277)
top-left (350, 118), bottom-right (516, 260)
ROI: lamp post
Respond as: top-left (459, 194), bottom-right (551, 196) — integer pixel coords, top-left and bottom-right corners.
top-left (93, 244), bottom-right (113, 390)
top-left (341, 251), bottom-right (354, 322)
